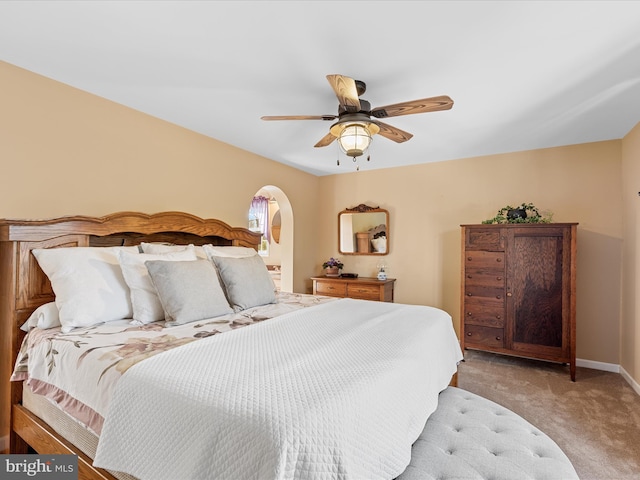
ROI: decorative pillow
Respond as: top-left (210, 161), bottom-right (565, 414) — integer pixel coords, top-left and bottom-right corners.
top-left (20, 302), bottom-right (61, 332)
top-left (32, 246), bottom-right (138, 333)
top-left (145, 259), bottom-right (233, 326)
top-left (211, 254), bottom-right (276, 312)
top-left (203, 244), bottom-right (258, 259)
top-left (118, 247), bottom-right (198, 325)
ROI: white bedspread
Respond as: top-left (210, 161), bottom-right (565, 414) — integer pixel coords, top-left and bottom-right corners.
top-left (94, 298), bottom-right (463, 480)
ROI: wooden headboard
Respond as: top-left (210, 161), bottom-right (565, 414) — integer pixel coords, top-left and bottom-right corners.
top-left (0, 211), bottom-right (261, 456)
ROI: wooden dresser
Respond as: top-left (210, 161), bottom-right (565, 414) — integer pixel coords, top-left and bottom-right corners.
top-left (460, 223), bottom-right (577, 380)
top-left (311, 276), bottom-right (396, 302)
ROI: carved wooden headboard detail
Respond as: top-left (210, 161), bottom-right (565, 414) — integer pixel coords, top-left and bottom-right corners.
top-left (0, 211), bottom-right (261, 464)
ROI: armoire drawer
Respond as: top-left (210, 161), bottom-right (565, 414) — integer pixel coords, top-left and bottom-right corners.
top-left (464, 251), bottom-right (505, 270)
top-left (464, 305), bottom-right (505, 328)
top-left (465, 228), bottom-right (505, 251)
top-left (464, 269), bottom-right (505, 287)
top-left (464, 325), bottom-right (505, 348)
top-left (464, 285), bottom-right (505, 302)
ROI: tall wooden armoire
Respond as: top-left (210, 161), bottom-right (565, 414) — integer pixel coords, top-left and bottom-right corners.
top-left (460, 223), bottom-right (577, 380)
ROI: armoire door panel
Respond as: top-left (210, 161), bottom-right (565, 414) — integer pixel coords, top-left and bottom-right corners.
top-left (509, 234), bottom-right (563, 348)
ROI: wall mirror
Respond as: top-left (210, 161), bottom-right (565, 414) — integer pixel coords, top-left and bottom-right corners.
top-left (338, 204), bottom-right (389, 255)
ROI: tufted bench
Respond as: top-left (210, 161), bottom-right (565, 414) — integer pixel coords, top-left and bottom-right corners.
top-left (397, 387), bottom-right (579, 480)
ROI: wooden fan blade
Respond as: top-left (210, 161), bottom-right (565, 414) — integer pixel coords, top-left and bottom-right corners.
top-left (371, 95), bottom-right (453, 118)
top-left (326, 74), bottom-right (361, 113)
top-left (314, 132), bottom-right (337, 148)
top-left (261, 115), bottom-right (337, 121)
top-left (371, 120), bottom-right (413, 143)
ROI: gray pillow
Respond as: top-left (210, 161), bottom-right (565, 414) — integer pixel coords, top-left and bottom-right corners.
top-left (211, 254), bottom-right (276, 311)
top-left (145, 259), bottom-right (233, 325)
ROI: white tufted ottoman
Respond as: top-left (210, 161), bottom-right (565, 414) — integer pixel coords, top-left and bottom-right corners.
top-left (397, 387), bottom-right (579, 480)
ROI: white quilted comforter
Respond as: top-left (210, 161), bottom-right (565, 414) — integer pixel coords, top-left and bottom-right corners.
top-left (94, 298), bottom-right (463, 480)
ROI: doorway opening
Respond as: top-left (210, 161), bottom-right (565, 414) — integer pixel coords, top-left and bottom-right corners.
top-left (249, 186), bottom-right (293, 292)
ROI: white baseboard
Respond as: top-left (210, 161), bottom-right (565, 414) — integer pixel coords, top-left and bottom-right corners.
top-left (576, 358), bottom-right (619, 373)
top-left (576, 358), bottom-right (640, 396)
top-left (620, 366), bottom-right (640, 396)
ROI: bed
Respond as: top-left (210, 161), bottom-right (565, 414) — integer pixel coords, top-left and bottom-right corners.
top-left (0, 211), bottom-right (463, 480)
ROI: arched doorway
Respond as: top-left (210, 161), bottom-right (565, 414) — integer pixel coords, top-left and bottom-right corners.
top-left (249, 186), bottom-right (293, 292)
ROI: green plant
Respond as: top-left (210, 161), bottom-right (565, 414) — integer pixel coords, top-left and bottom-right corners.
top-left (482, 202), bottom-right (552, 224)
top-left (322, 257), bottom-right (344, 269)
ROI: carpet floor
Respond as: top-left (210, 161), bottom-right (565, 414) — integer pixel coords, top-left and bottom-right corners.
top-left (457, 350), bottom-right (640, 480)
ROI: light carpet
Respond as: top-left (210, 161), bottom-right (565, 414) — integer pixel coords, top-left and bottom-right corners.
top-left (457, 350), bottom-right (640, 480)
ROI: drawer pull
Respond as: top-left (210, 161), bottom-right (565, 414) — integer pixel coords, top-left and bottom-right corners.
top-left (496, 295), bottom-right (501, 299)
top-left (506, 292), bottom-right (512, 297)
top-left (496, 315), bottom-right (501, 319)
top-left (496, 258), bottom-right (502, 262)
top-left (467, 332), bottom-right (472, 336)
top-left (466, 293), bottom-right (472, 297)
top-left (496, 336), bottom-right (501, 341)
top-left (497, 276), bottom-right (502, 280)
top-left (467, 274), bottom-right (472, 278)
top-left (467, 312), bottom-right (472, 316)
top-left (357, 289), bottom-right (366, 293)
top-left (327, 286), bottom-right (335, 290)
top-left (468, 257), bottom-right (473, 261)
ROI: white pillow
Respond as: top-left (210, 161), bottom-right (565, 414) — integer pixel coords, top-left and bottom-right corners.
top-left (202, 244), bottom-right (258, 259)
top-left (32, 246), bottom-right (138, 333)
top-left (20, 302), bottom-right (61, 332)
top-left (140, 242), bottom-right (207, 259)
top-left (118, 247), bottom-right (198, 325)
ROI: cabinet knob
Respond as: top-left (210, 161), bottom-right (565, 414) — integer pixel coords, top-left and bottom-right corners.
top-left (467, 257), bottom-right (473, 261)
top-left (467, 332), bottom-right (472, 336)
top-left (467, 274), bottom-right (472, 278)
top-left (466, 293), bottom-right (472, 297)
top-left (496, 336), bottom-right (501, 341)
top-left (496, 315), bottom-right (501, 319)
top-left (496, 258), bottom-right (502, 262)
top-left (497, 276), bottom-right (502, 280)
top-left (467, 312), bottom-right (472, 316)
top-left (328, 286), bottom-right (335, 290)
top-left (506, 292), bottom-right (512, 297)
top-left (496, 295), bottom-right (501, 299)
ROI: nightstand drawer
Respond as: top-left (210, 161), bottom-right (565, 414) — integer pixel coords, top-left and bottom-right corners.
top-left (347, 284), bottom-right (380, 300)
top-left (315, 281), bottom-right (347, 297)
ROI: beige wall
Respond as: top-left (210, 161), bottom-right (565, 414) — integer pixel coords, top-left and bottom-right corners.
top-left (0, 61), bottom-right (320, 293)
top-left (622, 122), bottom-right (640, 383)
top-left (2, 60), bottom-right (637, 384)
top-left (318, 141), bottom-right (624, 367)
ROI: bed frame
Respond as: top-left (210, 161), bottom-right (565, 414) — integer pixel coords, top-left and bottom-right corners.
top-left (0, 211), bottom-right (261, 480)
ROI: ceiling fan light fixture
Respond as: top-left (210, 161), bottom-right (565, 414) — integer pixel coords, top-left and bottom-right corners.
top-left (332, 122), bottom-right (379, 158)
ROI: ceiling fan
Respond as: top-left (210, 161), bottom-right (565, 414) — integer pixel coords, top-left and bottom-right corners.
top-left (261, 74), bottom-right (454, 160)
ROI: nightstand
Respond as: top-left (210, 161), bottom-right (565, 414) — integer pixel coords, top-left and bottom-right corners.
top-left (311, 276), bottom-right (395, 302)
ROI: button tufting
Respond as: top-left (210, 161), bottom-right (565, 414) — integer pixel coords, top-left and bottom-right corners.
top-left (395, 387), bottom-right (579, 480)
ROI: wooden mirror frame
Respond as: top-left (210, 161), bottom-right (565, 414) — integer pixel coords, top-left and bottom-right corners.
top-left (338, 204), bottom-right (389, 256)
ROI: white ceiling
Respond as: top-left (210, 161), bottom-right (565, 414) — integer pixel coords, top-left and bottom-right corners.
top-left (2, 1), bottom-right (640, 176)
